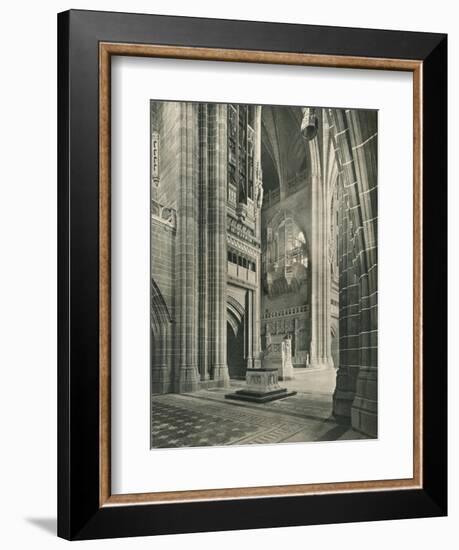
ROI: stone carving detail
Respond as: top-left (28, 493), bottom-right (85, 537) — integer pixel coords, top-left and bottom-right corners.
top-left (282, 337), bottom-right (292, 366)
top-left (280, 335), bottom-right (294, 380)
top-left (152, 199), bottom-right (176, 229)
top-left (263, 305), bottom-right (308, 319)
top-left (263, 216), bottom-right (309, 298)
top-left (228, 218), bottom-right (256, 244)
top-left (300, 107), bottom-right (319, 141)
top-left (246, 368), bottom-right (281, 393)
top-left (152, 131), bottom-right (160, 187)
top-left (255, 161), bottom-right (264, 209)
top-left (228, 234), bottom-right (260, 255)
top-left (227, 105), bottom-right (259, 211)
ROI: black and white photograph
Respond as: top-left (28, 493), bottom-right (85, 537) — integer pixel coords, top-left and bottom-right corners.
top-left (150, 101), bottom-right (378, 449)
top-left (0, 1), bottom-right (452, 547)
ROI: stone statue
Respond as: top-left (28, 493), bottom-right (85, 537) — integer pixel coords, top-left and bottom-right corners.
top-left (265, 323), bottom-right (272, 353)
top-left (255, 162), bottom-right (263, 209)
top-left (280, 335), bottom-right (294, 380)
top-left (282, 336), bottom-right (292, 366)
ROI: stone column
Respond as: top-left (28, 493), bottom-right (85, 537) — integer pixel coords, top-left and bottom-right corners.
top-left (293, 317), bottom-right (300, 360)
top-left (198, 105), bottom-right (209, 381)
top-left (207, 104), bottom-right (230, 386)
top-left (307, 114), bottom-right (334, 370)
top-left (246, 290), bottom-right (253, 369)
top-left (347, 109), bottom-right (378, 437)
top-left (151, 323), bottom-right (172, 394)
top-left (333, 189), bottom-right (360, 418)
top-left (175, 102), bottom-right (200, 392)
top-left (252, 105), bottom-right (263, 368)
top-left (330, 108), bottom-right (378, 437)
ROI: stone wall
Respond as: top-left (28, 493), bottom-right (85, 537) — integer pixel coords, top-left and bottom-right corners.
top-left (152, 101), bottom-right (262, 392)
top-left (329, 108), bottom-right (378, 437)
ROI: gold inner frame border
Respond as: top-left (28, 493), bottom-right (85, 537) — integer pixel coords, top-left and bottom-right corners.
top-left (98, 42), bottom-right (423, 507)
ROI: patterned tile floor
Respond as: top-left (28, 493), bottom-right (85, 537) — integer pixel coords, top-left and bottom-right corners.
top-left (151, 369), bottom-right (368, 449)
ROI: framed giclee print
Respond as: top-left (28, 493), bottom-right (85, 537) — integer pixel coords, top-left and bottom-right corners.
top-left (57, 9), bottom-right (447, 541)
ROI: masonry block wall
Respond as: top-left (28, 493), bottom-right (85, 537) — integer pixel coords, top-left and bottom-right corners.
top-left (329, 108), bottom-right (378, 437)
top-left (152, 101), bottom-right (260, 393)
top-left (150, 102), bottom-right (181, 394)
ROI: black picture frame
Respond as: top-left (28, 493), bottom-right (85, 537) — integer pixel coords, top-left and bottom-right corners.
top-left (58, 9), bottom-right (447, 540)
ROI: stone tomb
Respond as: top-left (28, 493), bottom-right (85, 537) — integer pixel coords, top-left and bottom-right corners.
top-left (225, 367), bottom-right (296, 404)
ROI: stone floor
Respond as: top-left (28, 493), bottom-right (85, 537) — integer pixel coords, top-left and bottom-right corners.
top-left (151, 368), bottom-right (366, 449)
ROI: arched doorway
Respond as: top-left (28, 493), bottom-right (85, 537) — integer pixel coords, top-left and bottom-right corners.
top-left (151, 278), bottom-right (172, 394)
top-left (226, 296), bottom-right (246, 379)
top-left (227, 321), bottom-right (245, 379)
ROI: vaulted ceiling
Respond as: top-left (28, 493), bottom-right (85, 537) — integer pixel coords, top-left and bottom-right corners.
top-left (261, 106), bottom-right (310, 195)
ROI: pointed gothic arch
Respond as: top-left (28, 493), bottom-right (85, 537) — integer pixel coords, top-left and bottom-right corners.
top-left (226, 295), bottom-right (245, 337)
top-left (151, 278), bottom-right (173, 394)
top-left (151, 278), bottom-right (171, 335)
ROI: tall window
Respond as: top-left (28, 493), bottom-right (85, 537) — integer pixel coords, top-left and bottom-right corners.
top-left (228, 104), bottom-right (255, 205)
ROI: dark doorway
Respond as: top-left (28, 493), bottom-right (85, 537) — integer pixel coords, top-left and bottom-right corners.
top-left (227, 320), bottom-right (245, 379)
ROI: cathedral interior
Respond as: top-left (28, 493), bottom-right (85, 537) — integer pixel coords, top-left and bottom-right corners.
top-left (150, 101), bottom-right (377, 448)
